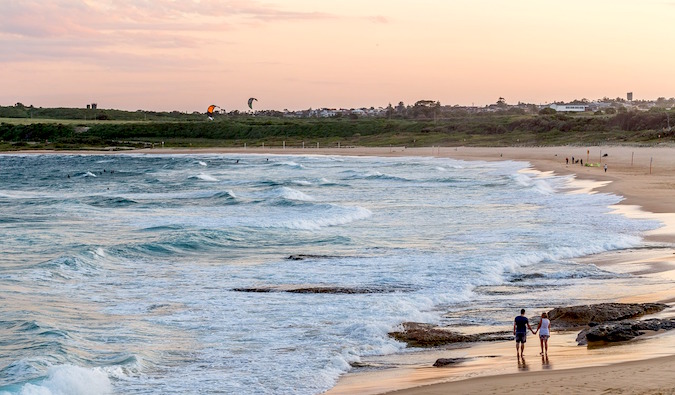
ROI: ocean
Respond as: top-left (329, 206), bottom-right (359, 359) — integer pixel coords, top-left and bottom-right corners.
top-left (0, 153), bottom-right (660, 394)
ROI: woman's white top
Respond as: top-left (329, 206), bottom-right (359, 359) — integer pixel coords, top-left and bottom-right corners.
top-left (539, 318), bottom-right (550, 336)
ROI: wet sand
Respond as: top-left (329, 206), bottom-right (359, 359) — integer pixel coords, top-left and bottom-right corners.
top-left (6, 145), bottom-right (675, 394)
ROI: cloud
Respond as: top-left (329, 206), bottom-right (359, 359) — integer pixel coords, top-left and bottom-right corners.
top-left (368, 15), bottom-right (389, 24)
top-left (0, 0), bottom-right (338, 68)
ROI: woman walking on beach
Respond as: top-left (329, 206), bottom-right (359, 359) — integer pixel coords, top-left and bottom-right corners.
top-left (534, 312), bottom-right (551, 355)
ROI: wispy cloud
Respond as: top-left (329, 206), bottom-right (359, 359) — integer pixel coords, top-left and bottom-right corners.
top-left (0, 0), bottom-right (337, 69)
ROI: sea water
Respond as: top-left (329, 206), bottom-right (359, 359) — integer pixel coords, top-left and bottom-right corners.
top-left (0, 153), bottom-right (660, 394)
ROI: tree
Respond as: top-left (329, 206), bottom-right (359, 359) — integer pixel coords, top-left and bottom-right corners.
top-left (395, 101), bottom-right (406, 116)
top-left (386, 103), bottom-right (394, 118)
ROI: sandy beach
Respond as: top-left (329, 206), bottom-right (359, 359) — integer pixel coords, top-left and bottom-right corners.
top-left (6, 145), bottom-right (675, 394)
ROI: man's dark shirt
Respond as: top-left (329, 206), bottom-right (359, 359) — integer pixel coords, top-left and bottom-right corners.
top-left (514, 315), bottom-right (529, 333)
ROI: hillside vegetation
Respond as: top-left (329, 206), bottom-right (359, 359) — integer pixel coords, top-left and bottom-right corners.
top-left (1, 105), bottom-right (674, 151)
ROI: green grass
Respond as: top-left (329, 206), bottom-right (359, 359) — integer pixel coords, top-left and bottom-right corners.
top-left (1, 111), bottom-right (673, 151)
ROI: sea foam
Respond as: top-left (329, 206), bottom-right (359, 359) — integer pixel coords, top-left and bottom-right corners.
top-left (3, 365), bottom-right (112, 395)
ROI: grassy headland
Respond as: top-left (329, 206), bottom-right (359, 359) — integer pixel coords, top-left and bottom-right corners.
top-left (1, 106), bottom-right (674, 151)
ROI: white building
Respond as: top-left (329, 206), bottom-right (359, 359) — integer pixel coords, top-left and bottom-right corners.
top-left (549, 104), bottom-right (589, 112)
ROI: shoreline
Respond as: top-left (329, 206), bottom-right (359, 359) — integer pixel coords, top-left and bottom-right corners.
top-left (4, 145), bottom-right (675, 394)
top-left (329, 146), bottom-right (675, 394)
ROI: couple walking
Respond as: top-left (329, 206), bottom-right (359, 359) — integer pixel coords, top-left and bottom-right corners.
top-left (513, 309), bottom-right (550, 358)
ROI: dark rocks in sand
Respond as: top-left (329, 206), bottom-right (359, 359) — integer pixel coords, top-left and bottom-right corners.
top-left (286, 287), bottom-right (389, 294)
top-left (547, 303), bottom-right (668, 329)
top-left (388, 322), bottom-right (512, 348)
top-left (233, 286), bottom-right (404, 294)
top-left (433, 357), bottom-right (468, 367)
top-left (576, 318), bottom-right (675, 345)
top-left (389, 303), bottom-right (672, 349)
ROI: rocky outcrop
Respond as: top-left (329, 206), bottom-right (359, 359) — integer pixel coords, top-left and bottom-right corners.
top-left (388, 322), bottom-right (512, 348)
top-left (576, 318), bottom-right (675, 345)
top-left (433, 357), bottom-right (468, 367)
top-left (286, 254), bottom-right (341, 260)
top-left (547, 303), bottom-right (667, 328)
top-left (233, 286), bottom-right (408, 294)
top-left (388, 303), bottom-right (672, 349)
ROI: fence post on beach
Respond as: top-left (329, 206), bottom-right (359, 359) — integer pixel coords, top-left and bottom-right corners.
top-left (244, 143), bottom-right (247, 149)
top-left (650, 157), bottom-right (653, 174)
top-left (317, 142), bottom-right (319, 149)
top-left (283, 141), bottom-right (285, 149)
top-left (302, 141), bottom-right (305, 149)
top-left (631, 152), bottom-right (634, 166)
top-left (262, 142), bottom-right (264, 149)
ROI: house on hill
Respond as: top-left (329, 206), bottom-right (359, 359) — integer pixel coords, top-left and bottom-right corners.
top-left (549, 103), bottom-right (589, 112)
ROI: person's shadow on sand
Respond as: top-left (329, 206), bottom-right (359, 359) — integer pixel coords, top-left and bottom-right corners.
top-left (518, 356), bottom-right (529, 371)
top-left (541, 354), bottom-right (552, 369)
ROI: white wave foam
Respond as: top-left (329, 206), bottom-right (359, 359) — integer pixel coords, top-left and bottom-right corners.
top-left (84, 172), bottom-right (97, 178)
top-left (279, 161), bottom-right (305, 169)
top-left (12, 365), bottom-right (112, 395)
top-left (195, 173), bottom-right (218, 182)
top-left (277, 187), bottom-right (314, 201)
top-left (198, 161), bottom-right (208, 166)
top-left (280, 206), bottom-right (372, 230)
top-left (511, 173), bottom-right (556, 195)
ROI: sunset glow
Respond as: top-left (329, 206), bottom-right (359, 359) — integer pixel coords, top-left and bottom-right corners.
top-left (2, 0), bottom-right (674, 112)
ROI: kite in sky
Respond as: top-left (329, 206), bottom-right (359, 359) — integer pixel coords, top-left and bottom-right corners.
top-left (207, 104), bottom-right (219, 120)
top-left (248, 98), bottom-right (258, 110)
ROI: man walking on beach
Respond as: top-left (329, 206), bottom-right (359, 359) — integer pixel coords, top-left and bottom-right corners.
top-left (514, 309), bottom-right (534, 358)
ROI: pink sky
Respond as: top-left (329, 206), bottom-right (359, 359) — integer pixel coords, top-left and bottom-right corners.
top-left (1, 0), bottom-right (674, 112)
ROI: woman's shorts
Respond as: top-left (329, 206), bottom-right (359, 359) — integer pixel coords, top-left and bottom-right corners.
top-left (539, 334), bottom-right (550, 340)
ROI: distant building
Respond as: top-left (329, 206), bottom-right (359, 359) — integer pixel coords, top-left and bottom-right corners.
top-left (86, 104), bottom-right (91, 109)
top-left (91, 103), bottom-right (97, 110)
top-left (549, 104), bottom-right (588, 112)
top-left (627, 92), bottom-right (633, 101)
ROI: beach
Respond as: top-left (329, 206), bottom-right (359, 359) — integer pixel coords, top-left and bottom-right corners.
top-left (4, 145), bottom-right (675, 394)
top-left (331, 145), bottom-right (675, 394)
top-left (133, 145), bottom-right (675, 394)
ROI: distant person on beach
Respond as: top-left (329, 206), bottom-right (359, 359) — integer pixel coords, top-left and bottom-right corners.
top-left (514, 309), bottom-right (535, 358)
top-left (566, 157), bottom-right (569, 165)
top-left (534, 312), bottom-right (551, 355)
top-left (604, 164), bottom-right (607, 172)
top-left (580, 159), bottom-right (583, 166)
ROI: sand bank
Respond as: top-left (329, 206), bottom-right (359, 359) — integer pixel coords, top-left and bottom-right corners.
top-left (5, 145), bottom-right (675, 394)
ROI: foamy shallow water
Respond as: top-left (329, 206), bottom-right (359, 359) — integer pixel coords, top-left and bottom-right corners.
top-left (0, 154), bottom-right (660, 394)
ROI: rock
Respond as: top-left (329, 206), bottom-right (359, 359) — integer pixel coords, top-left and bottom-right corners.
top-left (547, 303), bottom-right (667, 328)
top-left (232, 286), bottom-right (407, 294)
top-left (585, 322), bottom-right (641, 343)
top-left (433, 357), bottom-right (467, 367)
top-left (578, 318), bottom-right (675, 345)
top-left (286, 254), bottom-right (340, 260)
top-left (389, 323), bottom-right (476, 347)
top-left (389, 322), bottom-right (512, 348)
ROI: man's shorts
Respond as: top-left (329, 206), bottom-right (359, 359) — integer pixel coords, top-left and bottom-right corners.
top-left (515, 332), bottom-right (527, 343)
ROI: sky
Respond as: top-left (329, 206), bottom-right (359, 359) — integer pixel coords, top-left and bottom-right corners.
top-left (1, 0), bottom-right (674, 112)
